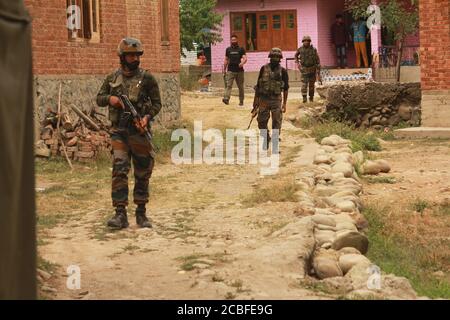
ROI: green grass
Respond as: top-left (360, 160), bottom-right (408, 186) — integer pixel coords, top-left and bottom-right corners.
top-left (37, 255), bottom-right (59, 274)
top-left (177, 252), bottom-right (229, 271)
top-left (177, 254), bottom-right (212, 271)
top-left (411, 198), bottom-right (430, 214)
top-left (37, 213), bottom-right (69, 229)
top-left (364, 176), bottom-right (397, 184)
top-left (296, 117), bottom-right (421, 152)
top-left (363, 205), bottom-right (450, 299)
top-left (242, 178), bottom-right (300, 207)
top-left (302, 120), bottom-right (382, 152)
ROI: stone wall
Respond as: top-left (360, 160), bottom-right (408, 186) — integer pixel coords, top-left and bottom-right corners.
top-left (34, 73), bottom-right (181, 139)
top-left (316, 82), bottom-right (421, 128)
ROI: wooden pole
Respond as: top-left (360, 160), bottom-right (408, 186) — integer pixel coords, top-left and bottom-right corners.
top-left (56, 83), bottom-right (74, 171)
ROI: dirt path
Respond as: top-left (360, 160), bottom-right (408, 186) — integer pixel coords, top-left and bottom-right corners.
top-left (37, 93), bottom-right (330, 300)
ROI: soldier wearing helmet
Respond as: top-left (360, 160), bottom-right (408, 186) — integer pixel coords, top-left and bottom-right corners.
top-left (254, 48), bottom-right (289, 150)
top-left (295, 35), bottom-right (321, 103)
top-left (96, 37), bottom-right (162, 230)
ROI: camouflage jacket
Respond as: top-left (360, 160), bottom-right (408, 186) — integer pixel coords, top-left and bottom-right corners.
top-left (96, 68), bottom-right (162, 127)
top-left (295, 45), bottom-right (321, 74)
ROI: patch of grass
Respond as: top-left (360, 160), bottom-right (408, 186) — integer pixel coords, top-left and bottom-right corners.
top-left (411, 198), bottom-right (430, 214)
top-left (153, 128), bottom-right (181, 163)
top-left (177, 254), bottom-right (211, 272)
top-left (37, 213), bottom-right (68, 229)
top-left (177, 252), bottom-right (229, 272)
top-left (299, 119), bottom-right (382, 152)
top-left (230, 279), bottom-right (250, 294)
top-left (364, 176), bottom-right (397, 184)
top-left (90, 210), bottom-right (115, 241)
top-left (94, 151), bottom-right (113, 170)
top-left (435, 202), bottom-right (450, 216)
top-left (281, 145), bottom-right (302, 167)
top-left (242, 178), bottom-right (300, 207)
top-left (363, 205), bottom-right (450, 299)
top-left (299, 278), bottom-right (334, 295)
top-left (37, 255), bottom-right (59, 274)
top-left (40, 185), bottom-right (67, 194)
top-left (122, 244), bottom-right (140, 254)
top-left (35, 158), bottom-right (71, 175)
top-left (265, 221), bottom-right (290, 236)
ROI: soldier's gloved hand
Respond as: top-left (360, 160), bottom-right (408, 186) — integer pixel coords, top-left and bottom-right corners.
top-left (109, 96), bottom-right (123, 108)
top-left (140, 115), bottom-right (151, 128)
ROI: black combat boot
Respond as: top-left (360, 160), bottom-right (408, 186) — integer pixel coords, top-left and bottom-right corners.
top-left (107, 206), bottom-right (129, 229)
top-left (262, 132), bottom-right (271, 151)
top-left (309, 96), bottom-right (314, 102)
top-left (136, 204), bottom-right (152, 228)
top-left (303, 96), bottom-right (307, 103)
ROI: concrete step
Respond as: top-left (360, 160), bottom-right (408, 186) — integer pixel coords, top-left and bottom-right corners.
top-left (394, 127), bottom-right (450, 139)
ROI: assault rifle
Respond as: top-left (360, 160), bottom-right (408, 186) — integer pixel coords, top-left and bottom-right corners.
top-left (247, 86), bottom-right (260, 130)
top-left (119, 94), bottom-right (157, 156)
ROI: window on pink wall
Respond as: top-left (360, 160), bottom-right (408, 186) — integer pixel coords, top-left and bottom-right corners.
top-left (230, 10), bottom-right (298, 52)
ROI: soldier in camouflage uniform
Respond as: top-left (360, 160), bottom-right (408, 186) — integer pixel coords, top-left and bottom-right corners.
top-left (96, 38), bottom-right (162, 229)
top-left (295, 35), bottom-right (321, 103)
top-left (255, 48), bottom-right (289, 149)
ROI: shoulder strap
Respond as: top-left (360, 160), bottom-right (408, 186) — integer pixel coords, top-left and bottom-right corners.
top-left (112, 68), bottom-right (122, 82)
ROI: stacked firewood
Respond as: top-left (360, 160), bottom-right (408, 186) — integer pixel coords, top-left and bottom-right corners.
top-left (38, 105), bottom-right (112, 162)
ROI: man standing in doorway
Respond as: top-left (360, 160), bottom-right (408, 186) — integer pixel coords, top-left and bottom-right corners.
top-left (331, 14), bottom-right (348, 69)
top-left (351, 18), bottom-right (369, 68)
top-left (223, 35), bottom-right (247, 106)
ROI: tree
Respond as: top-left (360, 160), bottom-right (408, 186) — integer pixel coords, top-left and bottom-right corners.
top-left (345, 0), bottom-right (419, 82)
top-left (180, 0), bottom-right (224, 56)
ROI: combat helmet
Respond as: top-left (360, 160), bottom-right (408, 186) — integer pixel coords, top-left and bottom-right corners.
top-left (117, 37), bottom-right (144, 56)
top-left (268, 47), bottom-right (283, 59)
top-left (302, 35), bottom-right (312, 42)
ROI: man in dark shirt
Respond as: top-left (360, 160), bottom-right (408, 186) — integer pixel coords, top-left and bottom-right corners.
top-left (331, 14), bottom-right (348, 68)
top-left (255, 48), bottom-right (289, 149)
top-left (223, 35), bottom-right (247, 106)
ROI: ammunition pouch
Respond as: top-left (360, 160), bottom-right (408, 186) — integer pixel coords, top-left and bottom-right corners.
top-left (301, 65), bottom-right (317, 74)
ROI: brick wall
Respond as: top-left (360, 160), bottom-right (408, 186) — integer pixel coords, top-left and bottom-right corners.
top-left (24, 0), bottom-right (180, 75)
top-left (419, 0), bottom-right (450, 91)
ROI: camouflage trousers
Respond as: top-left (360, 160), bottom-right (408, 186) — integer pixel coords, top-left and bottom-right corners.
top-left (257, 97), bottom-right (282, 132)
top-left (111, 131), bottom-right (155, 208)
top-left (301, 73), bottom-right (316, 98)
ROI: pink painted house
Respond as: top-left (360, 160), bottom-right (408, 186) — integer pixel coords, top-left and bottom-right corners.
top-left (211, 0), bottom-right (419, 77)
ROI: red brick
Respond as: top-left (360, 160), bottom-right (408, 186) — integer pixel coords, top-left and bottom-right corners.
top-left (24, 0), bottom-right (180, 75)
